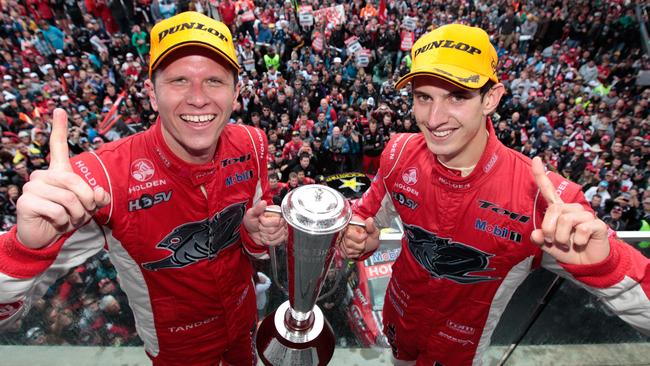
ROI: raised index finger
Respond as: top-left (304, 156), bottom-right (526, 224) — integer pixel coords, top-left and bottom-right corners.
top-left (531, 157), bottom-right (563, 204)
top-left (48, 108), bottom-right (72, 171)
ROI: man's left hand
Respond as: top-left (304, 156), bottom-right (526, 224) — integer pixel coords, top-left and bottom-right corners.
top-left (530, 157), bottom-right (611, 265)
top-left (244, 201), bottom-right (287, 246)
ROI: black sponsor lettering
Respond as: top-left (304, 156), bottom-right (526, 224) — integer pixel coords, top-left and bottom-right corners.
top-left (159, 22), bottom-right (228, 43)
top-left (477, 200), bottom-right (530, 223)
top-left (221, 153), bottom-right (251, 167)
top-left (180, 22), bottom-right (195, 31)
top-left (414, 40), bottom-right (482, 58)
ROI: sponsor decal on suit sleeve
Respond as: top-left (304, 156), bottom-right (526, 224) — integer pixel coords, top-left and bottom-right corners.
top-left (142, 202), bottom-right (246, 270)
top-left (74, 160), bottom-right (99, 188)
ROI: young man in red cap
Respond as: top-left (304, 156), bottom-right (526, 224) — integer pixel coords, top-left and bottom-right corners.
top-left (0, 12), bottom-right (286, 365)
top-left (342, 24), bottom-right (650, 365)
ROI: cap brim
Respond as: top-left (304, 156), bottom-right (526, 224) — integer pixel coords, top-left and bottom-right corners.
top-left (395, 63), bottom-right (492, 90)
top-left (149, 41), bottom-right (240, 76)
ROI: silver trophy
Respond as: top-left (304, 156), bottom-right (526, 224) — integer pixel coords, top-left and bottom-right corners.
top-left (257, 184), bottom-right (352, 366)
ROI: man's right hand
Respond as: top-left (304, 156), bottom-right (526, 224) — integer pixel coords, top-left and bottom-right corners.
top-left (339, 215), bottom-right (380, 259)
top-left (16, 108), bottom-right (111, 249)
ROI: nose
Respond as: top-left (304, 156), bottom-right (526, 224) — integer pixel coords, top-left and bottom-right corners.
top-left (186, 81), bottom-right (210, 108)
top-left (424, 100), bottom-right (448, 129)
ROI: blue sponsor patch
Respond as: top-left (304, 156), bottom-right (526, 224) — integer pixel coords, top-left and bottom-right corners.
top-left (225, 170), bottom-right (253, 187)
top-left (474, 219), bottom-right (522, 243)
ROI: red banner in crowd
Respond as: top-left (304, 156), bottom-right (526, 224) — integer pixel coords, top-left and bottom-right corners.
top-left (378, 0), bottom-right (387, 24)
top-left (98, 90), bottom-right (126, 135)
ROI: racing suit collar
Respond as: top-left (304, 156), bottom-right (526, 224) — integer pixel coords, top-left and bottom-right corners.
top-left (148, 117), bottom-right (219, 187)
top-left (431, 118), bottom-right (501, 191)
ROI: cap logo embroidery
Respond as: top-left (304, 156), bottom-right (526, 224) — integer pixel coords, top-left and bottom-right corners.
top-left (158, 22), bottom-right (228, 43)
top-left (432, 68), bottom-right (480, 84)
top-left (413, 40), bottom-right (482, 58)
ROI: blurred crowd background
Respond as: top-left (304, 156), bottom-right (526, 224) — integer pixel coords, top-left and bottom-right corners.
top-left (0, 0), bottom-right (649, 348)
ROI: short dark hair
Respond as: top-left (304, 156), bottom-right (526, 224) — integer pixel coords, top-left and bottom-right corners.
top-left (479, 80), bottom-right (496, 98)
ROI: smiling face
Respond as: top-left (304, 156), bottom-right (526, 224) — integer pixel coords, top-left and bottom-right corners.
top-left (145, 47), bottom-right (239, 164)
top-left (412, 76), bottom-right (504, 167)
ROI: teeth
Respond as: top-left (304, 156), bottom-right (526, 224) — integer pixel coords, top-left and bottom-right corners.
top-left (432, 130), bottom-right (452, 137)
top-left (180, 114), bottom-right (215, 123)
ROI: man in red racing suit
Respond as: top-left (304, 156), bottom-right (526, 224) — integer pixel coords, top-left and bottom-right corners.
top-left (0, 120), bottom-right (271, 364)
top-left (0, 12), bottom-right (286, 366)
top-left (342, 24), bottom-right (650, 366)
top-left (352, 123), bottom-right (650, 365)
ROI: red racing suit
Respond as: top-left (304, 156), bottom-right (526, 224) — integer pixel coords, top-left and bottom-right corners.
top-left (0, 120), bottom-right (271, 365)
top-left (354, 123), bottom-right (650, 365)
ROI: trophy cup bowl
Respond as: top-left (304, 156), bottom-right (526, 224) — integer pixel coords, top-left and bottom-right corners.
top-left (256, 184), bottom-right (352, 366)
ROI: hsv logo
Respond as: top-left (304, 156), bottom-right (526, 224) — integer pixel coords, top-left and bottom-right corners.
top-left (131, 159), bottom-right (155, 182)
top-left (142, 202), bottom-right (246, 270)
top-left (402, 167), bottom-right (418, 185)
top-left (404, 224), bottom-right (497, 284)
top-left (0, 301), bottom-right (23, 321)
top-left (478, 200), bottom-right (530, 223)
top-left (392, 191), bottom-right (418, 210)
top-left (128, 191), bottom-right (172, 212)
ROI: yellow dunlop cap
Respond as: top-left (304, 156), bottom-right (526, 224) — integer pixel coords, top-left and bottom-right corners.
top-left (395, 24), bottom-right (499, 90)
top-left (149, 11), bottom-right (240, 77)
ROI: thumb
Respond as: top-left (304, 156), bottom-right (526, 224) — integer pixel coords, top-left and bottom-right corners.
top-left (530, 228), bottom-right (546, 247)
top-left (94, 186), bottom-right (111, 208)
top-left (365, 217), bottom-right (378, 235)
top-left (248, 200), bottom-right (268, 219)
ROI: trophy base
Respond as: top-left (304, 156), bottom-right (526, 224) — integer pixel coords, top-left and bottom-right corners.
top-left (256, 301), bottom-right (335, 366)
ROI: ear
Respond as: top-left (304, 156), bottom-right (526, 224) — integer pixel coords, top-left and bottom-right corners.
top-left (482, 83), bottom-right (505, 116)
top-left (144, 78), bottom-right (158, 112)
top-left (232, 82), bottom-right (241, 110)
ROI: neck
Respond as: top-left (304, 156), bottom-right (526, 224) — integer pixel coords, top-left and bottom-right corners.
top-left (161, 125), bottom-right (215, 165)
top-left (437, 127), bottom-right (490, 175)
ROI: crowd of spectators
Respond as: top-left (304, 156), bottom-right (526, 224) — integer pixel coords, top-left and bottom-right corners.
top-left (0, 0), bottom-right (649, 346)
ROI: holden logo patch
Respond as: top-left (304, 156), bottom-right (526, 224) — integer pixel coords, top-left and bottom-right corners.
top-left (402, 167), bottom-right (418, 185)
top-left (131, 158), bottom-right (155, 182)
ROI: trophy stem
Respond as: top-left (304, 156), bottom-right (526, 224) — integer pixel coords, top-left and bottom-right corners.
top-left (286, 308), bottom-right (314, 331)
top-left (257, 301), bottom-right (335, 366)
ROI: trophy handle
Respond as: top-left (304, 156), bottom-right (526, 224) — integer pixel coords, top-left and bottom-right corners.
top-left (264, 206), bottom-right (289, 296)
top-left (269, 245), bottom-right (288, 296)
